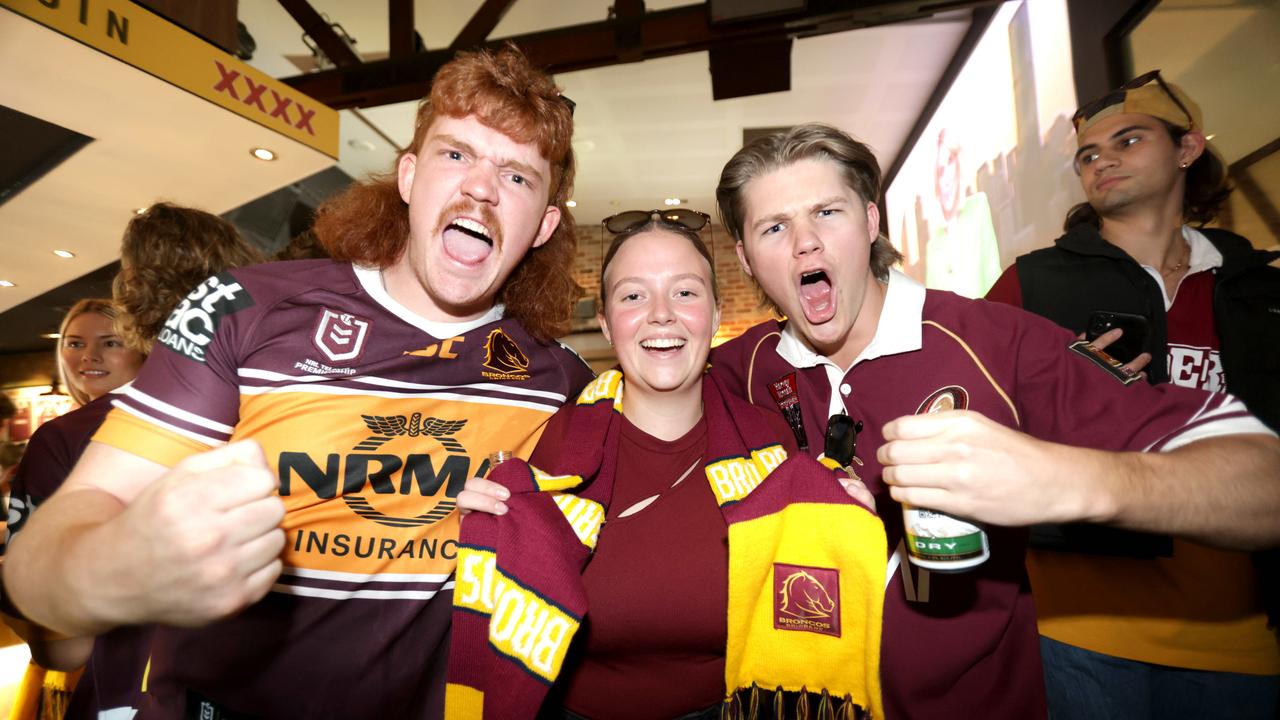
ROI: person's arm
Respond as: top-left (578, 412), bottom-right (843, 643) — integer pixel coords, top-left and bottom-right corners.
top-left (0, 609), bottom-right (94, 671)
top-left (879, 409), bottom-right (1280, 550)
top-left (3, 440), bottom-right (286, 636)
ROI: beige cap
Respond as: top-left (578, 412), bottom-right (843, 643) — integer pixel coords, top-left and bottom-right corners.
top-left (1073, 71), bottom-right (1201, 135)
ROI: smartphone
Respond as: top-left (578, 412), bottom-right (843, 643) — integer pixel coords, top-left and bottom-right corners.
top-left (1086, 311), bottom-right (1150, 364)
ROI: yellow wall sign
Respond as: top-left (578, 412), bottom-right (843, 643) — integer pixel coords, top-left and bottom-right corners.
top-left (1, 0), bottom-right (339, 158)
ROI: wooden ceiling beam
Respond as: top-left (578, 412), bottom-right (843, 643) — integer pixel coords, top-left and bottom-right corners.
top-left (450, 0), bottom-right (520, 51)
top-left (277, 0), bottom-right (362, 68)
top-left (282, 0), bottom-right (1004, 109)
top-left (388, 0), bottom-right (415, 59)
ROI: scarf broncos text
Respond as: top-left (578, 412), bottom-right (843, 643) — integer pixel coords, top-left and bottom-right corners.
top-left (445, 371), bottom-right (887, 719)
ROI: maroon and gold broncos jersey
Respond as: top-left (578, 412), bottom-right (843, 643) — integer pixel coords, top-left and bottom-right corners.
top-left (710, 271), bottom-right (1270, 720)
top-left (92, 259), bottom-right (593, 719)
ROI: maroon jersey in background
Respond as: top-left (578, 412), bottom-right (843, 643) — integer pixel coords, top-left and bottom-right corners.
top-left (3, 393), bottom-right (153, 720)
top-left (710, 271), bottom-right (1262, 719)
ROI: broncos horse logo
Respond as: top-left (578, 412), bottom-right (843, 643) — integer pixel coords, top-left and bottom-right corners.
top-left (354, 414), bottom-right (468, 452)
top-left (482, 328), bottom-right (530, 379)
top-left (778, 570), bottom-right (836, 620)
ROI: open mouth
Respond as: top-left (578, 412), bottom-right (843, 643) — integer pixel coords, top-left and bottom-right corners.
top-left (639, 337), bottom-right (687, 355)
top-left (442, 217), bottom-right (495, 264)
top-left (798, 269), bottom-right (835, 322)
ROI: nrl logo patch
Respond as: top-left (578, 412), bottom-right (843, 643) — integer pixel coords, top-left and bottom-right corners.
top-left (916, 385), bottom-right (969, 415)
top-left (481, 328), bottom-right (530, 381)
top-left (773, 563), bottom-right (841, 637)
top-left (312, 308), bottom-right (371, 363)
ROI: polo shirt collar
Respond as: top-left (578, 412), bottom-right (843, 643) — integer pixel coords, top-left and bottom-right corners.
top-left (776, 268), bottom-right (925, 372)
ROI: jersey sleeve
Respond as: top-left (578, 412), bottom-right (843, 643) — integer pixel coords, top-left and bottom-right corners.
top-left (1006, 307), bottom-right (1273, 452)
top-left (93, 272), bottom-right (259, 468)
top-left (3, 421), bottom-right (73, 547)
top-left (984, 264), bottom-right (1023, 307)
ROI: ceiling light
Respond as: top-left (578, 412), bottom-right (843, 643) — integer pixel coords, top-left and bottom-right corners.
top-left (251, 147), bottom-right (277, 161)
top-left (566, 200), bottom-right (577, 208)
top-left (42, 333), bottom-right (61, 339)
top-left (0, 280), bottom-right (14, 287)
top-left (53, 249), bottom-right (75, 258)
top-left (134, 207), bottom-right (148, 215)
top-left (664, 197), bottom-right (683, 206)
top-left (348, 139), bottom-right (376, 151)
top-left (1205, 134), bottom-right (1216, 141)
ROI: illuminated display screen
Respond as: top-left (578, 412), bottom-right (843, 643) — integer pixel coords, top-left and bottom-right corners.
top-left (885, 0), bottom-right (1084, 298)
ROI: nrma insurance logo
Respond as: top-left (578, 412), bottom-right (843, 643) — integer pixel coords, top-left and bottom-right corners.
top-left (279, 413), bottom-right (494, 528)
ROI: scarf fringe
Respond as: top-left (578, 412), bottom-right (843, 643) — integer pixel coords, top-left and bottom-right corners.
top-left (725, 686), bottom-right (870, 720)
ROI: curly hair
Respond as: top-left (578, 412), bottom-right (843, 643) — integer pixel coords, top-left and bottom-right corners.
top-left (314, 43), bottom-right (580, 342)
top-left (113, 203), bottom-right (265, 353)
top-left (1065, 121), bottom-right (1233, 232)
top-left (717, 123), bottom-right (902, 315)
top-left (57, 298), bottom-right (121, 406)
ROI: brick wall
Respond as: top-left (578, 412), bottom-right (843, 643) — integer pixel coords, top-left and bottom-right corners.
top-left (566, 222), bottom-right (776, 345)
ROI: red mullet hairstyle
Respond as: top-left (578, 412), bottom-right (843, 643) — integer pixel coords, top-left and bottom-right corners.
top-left (314, 43), bottom-right (581, 342)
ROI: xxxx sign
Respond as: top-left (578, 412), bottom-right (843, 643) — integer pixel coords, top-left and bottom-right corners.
top-left (2, 0), bottom-right (338, 158)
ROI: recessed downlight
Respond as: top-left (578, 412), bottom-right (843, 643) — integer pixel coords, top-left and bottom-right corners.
top-left (251, 147), bottom-right (277, 161)
top-left (53, 249), bottom-right (75, 258)
top-left (42, 333), bottom-right (61, 339)
top-left (566, 200), bottom-right (577, 208)
top-left (0, 280), bottom-right (15, 287)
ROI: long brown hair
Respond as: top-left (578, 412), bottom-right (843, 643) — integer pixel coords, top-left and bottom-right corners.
top-left (113, 203), bottom-right (265, 353)
top-left (314, 43), bottom-right (580, 342)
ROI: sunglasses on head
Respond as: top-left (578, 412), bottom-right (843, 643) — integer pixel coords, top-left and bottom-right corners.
top-left (1071, 69), bottom-right (1194, 129)
top-left (602, 209), bottom-right (710, 235)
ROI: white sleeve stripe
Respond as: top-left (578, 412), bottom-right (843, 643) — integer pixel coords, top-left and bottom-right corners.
top-left (270, 581), bottom-right (455, 601)
top-left (120, 387), bottom-right (236, 434)
top-left (237, 383), bottom-right (559, 413)
top-left (237, 367), bottom-right (569, 402)
top-left (1149, 416), bottom-right (1276, 453)
top-left (280, 567), bottom-right (452, 583)
top-left (1185, 391), bottom-right (1218, 423)
top-left (1189, 394), bottom-right (1251, 423)
top-left (112, 402), bottom-right (229, 448)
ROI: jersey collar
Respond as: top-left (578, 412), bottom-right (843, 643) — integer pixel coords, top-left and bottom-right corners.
top-left (353, 264), bottom-right (505, 338)
top-left (776, 268), bottom-right (926, 373)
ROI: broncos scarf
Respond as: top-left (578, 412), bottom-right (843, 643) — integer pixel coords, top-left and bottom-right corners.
top-left (445, 370), bottom-right (887, 719)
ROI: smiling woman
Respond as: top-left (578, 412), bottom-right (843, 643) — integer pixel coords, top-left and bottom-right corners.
top-left (453, 219), bottom-right (887, 720)
top-left (55, 299), bottom-right (144, 407)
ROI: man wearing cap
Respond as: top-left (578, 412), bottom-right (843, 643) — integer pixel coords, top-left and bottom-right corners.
top-left (988, 72), bottom-right (1280, 718)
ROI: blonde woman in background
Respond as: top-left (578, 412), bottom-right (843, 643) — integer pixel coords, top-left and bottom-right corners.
top-left (2, 204), bottom-right (264, 720)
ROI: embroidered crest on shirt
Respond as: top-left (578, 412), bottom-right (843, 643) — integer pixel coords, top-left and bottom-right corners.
top-left (312, 308), bottom-right (371, 363)
top-left (774, 563), bottom-right (841, 637)
top-left (481, 328), bottom-right (531, 381)
top-left (915, 385), bottom-right (970, 414)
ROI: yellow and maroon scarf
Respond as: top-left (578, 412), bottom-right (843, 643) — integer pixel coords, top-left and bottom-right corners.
top-left (445, 371), bottom-right (886, 719)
